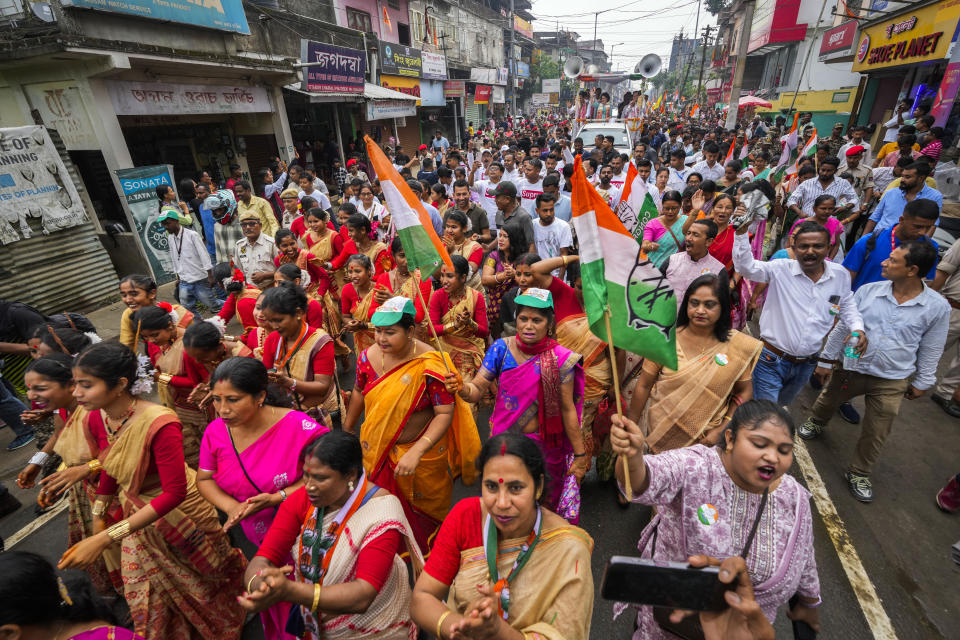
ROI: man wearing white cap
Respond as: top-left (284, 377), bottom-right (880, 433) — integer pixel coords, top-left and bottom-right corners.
top-left (158, 207), bottom-right (221, 315)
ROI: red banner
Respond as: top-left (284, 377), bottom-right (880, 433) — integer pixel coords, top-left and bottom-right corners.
top-left (820, 21), bottom-right (857, 56)
top-left (474, 85), bottom-right (491, 104)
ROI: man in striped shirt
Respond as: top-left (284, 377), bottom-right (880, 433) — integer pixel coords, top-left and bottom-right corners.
top-left (786, 156), bottom-right (859, 219)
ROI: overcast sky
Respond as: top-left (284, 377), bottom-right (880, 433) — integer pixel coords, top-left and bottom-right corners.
top-left (528, 0), bottom-right (719, 71)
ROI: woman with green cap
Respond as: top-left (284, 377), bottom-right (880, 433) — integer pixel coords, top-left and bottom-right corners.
top-left (454, 287), bottom-right (587, 522)
top-left (344, 296), bottom-right (481, 551)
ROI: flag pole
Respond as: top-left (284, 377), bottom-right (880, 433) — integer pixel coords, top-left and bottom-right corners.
top-left (603, 306), bottom-right (633, 501)
top-left (413, 277), bottom-right (453, 375)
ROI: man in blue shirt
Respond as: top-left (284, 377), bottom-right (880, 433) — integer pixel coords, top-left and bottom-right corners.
top-left (844, 199), bottom-right (939, 291)
top-left (864, 162), bottom-right (942, 234)
top-left (431, 130), bottom-right (450, 153)
top-left (542, 174), bottom-right (571, 221)
top-left (801, 240), bottom-right (950, 502)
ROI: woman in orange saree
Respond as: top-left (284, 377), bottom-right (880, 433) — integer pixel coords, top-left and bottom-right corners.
top-left (299, 208), bottom-right (347, 354)
top-left (340, 254), bottom-right (377, 355)
top-left (342, 297), bottom-right (481, 552)
top-left (58, 342), bottom-right (247, 640)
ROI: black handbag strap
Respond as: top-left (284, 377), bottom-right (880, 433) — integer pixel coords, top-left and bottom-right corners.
top-left (226, 424), bottom-right (265, 495)
top-left (740, 487), bottom-right (769, 559)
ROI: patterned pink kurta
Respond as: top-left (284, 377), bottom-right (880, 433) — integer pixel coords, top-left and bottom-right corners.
top-left (616, 445), bottom-right (820, 638)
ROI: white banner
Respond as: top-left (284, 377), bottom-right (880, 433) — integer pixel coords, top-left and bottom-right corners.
top-left (107, 81), bottom-right (273, 116)
top-left (532, 93), bottom-right (550, 105)
top-left (0, 126), bottom-right (87, 244)
top-left (366, 99), bottom-right (417, 120)
top-left (470, 68), bottom-right (497, 84)
top-left (24, 82), bottom-right (99, 151)
top-left (492, 86), bottom-right (505, 104)
top-left (541, 78), bottom-right (561, 93)
top-left (422, 52), bottom-right (448, 80)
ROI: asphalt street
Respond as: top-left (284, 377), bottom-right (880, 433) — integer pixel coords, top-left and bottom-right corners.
top-left (2, 311), bottom-right (958, 638)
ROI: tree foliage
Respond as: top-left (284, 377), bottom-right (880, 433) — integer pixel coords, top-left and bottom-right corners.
top-left (706, 0), bottom-right (728, 16)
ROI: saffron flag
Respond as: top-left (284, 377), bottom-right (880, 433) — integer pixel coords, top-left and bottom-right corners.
top-left (570, 158), bottom-right (678, 368)
top-left (689, 103), bottom-right (700, 119)
top-left (364, 135), bottom-right (452, 278)
top-left (723, 142), bottom-right (735, 166)
top-left (613, 162), bottom-right (659, 235)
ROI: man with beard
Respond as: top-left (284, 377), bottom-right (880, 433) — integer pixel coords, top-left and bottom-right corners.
top-left (663, 217), bottom-right (725, 310)
top-left (734, 219), bottom-right (865, 406)
top-left (501, 152), bottom-right (521, 185)
top-left (609, 154), bottom-right (628, 190)
top-left (787, 156), bottom-right (859, 218)
top-left (865, 162), bottom-right (942, 234)
top-left (452, 179), bottom-right (491, 244)
top-left (595, 164), bottom-right (621, 208)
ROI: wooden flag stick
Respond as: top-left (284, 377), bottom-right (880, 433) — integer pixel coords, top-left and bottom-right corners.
top-left (413, 276), bottom-right (452, 375)
top-left (603, 307), bottom-right (632, 501)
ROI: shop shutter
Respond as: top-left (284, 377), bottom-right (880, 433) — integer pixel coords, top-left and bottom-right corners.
top-left (244, 134), bottom-right (280, 178)
top-left (465, 98), bottom-right (480, 129)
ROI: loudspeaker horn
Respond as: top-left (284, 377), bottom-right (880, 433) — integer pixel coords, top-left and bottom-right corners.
top-left (563, 56), bottom-right (584, 78)
top-left (634, 53), bottom-right (662, 78)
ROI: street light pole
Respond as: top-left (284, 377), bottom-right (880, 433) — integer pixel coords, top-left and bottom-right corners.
top-left (610, 42), bottom-right (623, 72)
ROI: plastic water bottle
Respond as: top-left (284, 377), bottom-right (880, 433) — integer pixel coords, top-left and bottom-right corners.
top-left (843, 331), bottom-right (862, 370)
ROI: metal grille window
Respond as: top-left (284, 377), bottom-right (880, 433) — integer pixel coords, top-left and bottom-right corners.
top-left (0, 0), bottom-right (23, 19)
top-left (346, 7), bottom-right (373, 33)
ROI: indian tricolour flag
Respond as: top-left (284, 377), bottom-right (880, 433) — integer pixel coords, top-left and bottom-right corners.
top-left (786, 128), bottom-right (817, 178)
top-left (365, 135), bottom-right (452, 278)
top-left (570, 157), bottom-right (678, 368)
top-left (613, 162), bottom-right (659, 236)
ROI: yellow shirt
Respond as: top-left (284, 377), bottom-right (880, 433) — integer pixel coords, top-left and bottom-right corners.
top-left (883, 176), bottom-right (938, 193)
top-left (875, 141), bottom-right (922, 162)
top-left (237, 196), bottom-right (279, 239)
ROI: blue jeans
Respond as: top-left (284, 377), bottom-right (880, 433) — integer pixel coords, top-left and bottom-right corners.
top-left (178, 279), bottom-right (222, 316)
top-left (752, 347), bottom-right (817, 407)
top-left (0, 378), bottom-right (32, 438)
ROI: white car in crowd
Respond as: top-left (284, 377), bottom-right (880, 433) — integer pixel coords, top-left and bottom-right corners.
top-left (574, 121), bottom-right (634, 157)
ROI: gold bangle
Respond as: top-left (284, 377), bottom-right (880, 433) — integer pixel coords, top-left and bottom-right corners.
top-left (311, 583), bottom-right (322, 611)
top-left (158, 373), bottom-right (173, 385)
top-left (105, 520), bottom-right (131, 542)
top-left (247, 573), bottom-right (261, 594)
top-left (87, 459), bottom-right (103, 475)
top-left (91, 499), bottom-right (106, 517)
top-left (436, 610), bottom-right (453, 639)
top-left (421, 434), bottom-right (434, 448)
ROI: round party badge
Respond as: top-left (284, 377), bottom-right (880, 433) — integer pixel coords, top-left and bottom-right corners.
top-left (715, 353), bottom-right (728, 366)
top-left (697, 503), bottom-right (719, 526)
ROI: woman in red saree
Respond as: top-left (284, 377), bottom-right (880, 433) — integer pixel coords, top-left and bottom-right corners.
top-left (372, 237), bottom-right (432, 342)
top-left (118, 274), bottom-right (192, 351)
top-left (342, 297), bottom-right (481, 551)
top-left (214, 266), bottom-right (262, 338)
top-left (274, 229), bottom-right (333, 299)
top-left (58, 342), bottom-right (247, 639)
top-left (340, 254), bottom-right (377, 355)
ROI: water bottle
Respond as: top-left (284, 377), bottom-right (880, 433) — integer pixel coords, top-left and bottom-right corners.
top-left (843, 331), bottom-right (862, 370)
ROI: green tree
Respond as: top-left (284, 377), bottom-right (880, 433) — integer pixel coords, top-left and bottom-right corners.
top-left (706, 0), bottom-right (727, 15)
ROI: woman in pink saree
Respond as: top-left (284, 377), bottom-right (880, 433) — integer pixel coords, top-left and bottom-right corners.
top-left (455, 288), bottom-right (587, 521)
top-left (196, 357), bottom-right (328, 640)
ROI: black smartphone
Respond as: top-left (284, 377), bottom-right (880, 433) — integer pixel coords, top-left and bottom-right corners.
top-left (600, 556), bottom-right (736, 612)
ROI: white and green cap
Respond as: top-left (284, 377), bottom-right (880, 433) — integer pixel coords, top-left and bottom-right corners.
top-left (157, 206), bottom-right (180, 222)
top-left (371, 296), bottom-right (416, 326)
top-left (514, 287), bottom-right (554, 310)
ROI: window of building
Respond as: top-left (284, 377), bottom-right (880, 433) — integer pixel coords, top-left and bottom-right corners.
top-left (398, 22), bottom-right (411, 46)
top-left (346, 7), bottom-right (373, 33)
top-left (387, 0), bottom-right (399, 9)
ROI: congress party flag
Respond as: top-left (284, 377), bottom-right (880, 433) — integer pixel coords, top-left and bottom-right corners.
top-left (570, 158), bottom-right (678, 369)
top-left (723, 142), bottom-right (735, 166)
top-left (365, 135), bottom-right (452, 278)
top-left (613, 162), bottom-right (659, 235)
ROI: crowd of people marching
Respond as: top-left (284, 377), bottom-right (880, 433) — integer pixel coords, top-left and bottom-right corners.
top-left (0, 96), bottom-right (958, 640)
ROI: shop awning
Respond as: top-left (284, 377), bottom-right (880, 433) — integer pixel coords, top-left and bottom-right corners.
top-left (283, 82), bottom-right (418, 103)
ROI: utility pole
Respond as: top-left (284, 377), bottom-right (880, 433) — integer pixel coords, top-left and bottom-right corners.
top-left (724, 0), bottom-right (756, 129)
top-left (509, 0), bottom-right (516, 117)
top-left (593, 12), bottom-right (598, 50)
top-left (696, 25), bottom-right (713, 110)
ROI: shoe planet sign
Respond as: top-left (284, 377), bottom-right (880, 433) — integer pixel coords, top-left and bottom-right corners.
top-left (0, 126), bottom-right (87, 245)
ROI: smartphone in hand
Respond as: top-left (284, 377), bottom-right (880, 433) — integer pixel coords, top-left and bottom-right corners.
top-left (600, 556), bottom-right (736, 612)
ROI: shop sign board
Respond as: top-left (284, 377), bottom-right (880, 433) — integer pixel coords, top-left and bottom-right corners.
top-left (367, 99), bottom-right (417, 120)
top-left (513, 15), bottom-right (533, 38)
top-left (115, 165), bottom-right (177, 284)
top-left (531, 93), bottom-right (550, 105)
top-left (422, 52), bottom-right (448, 80)
top-left (420, 80), bottom-right (445, 107)
top-left (380, 75), bottom-right (421, 106)
top-left (474, 85), bottom-right (492, 104)
top-left (0, 125), bottom-right (87, 245)
top-left (819, 21), bottom-right (858, 59)
top-left (61, 0), bottom-right (249, 34)
top-left (23, 82), bottom-right (98, 151)
top-left (541, 78), bottom-right (561, 93)
top-left (380, 43), bottom-right (422, 78)
top-left (444, 80), bottom-right (465, 97)
top-left (301, 40), bottom-right (366, 93)
top-left (853, 1), bottom-right (960, 71)
top-left (107, 81), bottom-right (272, 116)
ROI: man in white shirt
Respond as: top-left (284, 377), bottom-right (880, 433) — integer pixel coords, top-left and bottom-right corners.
top-left (470, 161), bottom-right (503, 232)
top-left (159, 208), bottom-right (222, 315)
top-left (232, 209), bottom-right (278, 285)
top-left (691, 142), bottom-right (724, 182)
top-left (517, 157), bottom-right (544, 215)
top-left (786, 157), bottom-right (859, 218)
top-left (882, 99), bottom-right (912, 143)
top-left (608, 154), bottom-right (629, 190)
top-left (594, 165), bottom-right (621, 208)
top-left (501, 152), bottom-right (521, 185)
top-left (733, 218), bottom-right (865, 406)
top-left (664, 218), bottom-right (725, 310)
top-left (839, 126), bottom-right (873, 165)
top-left (297, 175), bottom-right (332, 212)
top-left (665, 150), bottom-right (690, 191)
top-left (532, 193), bottom-right (573, 277)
